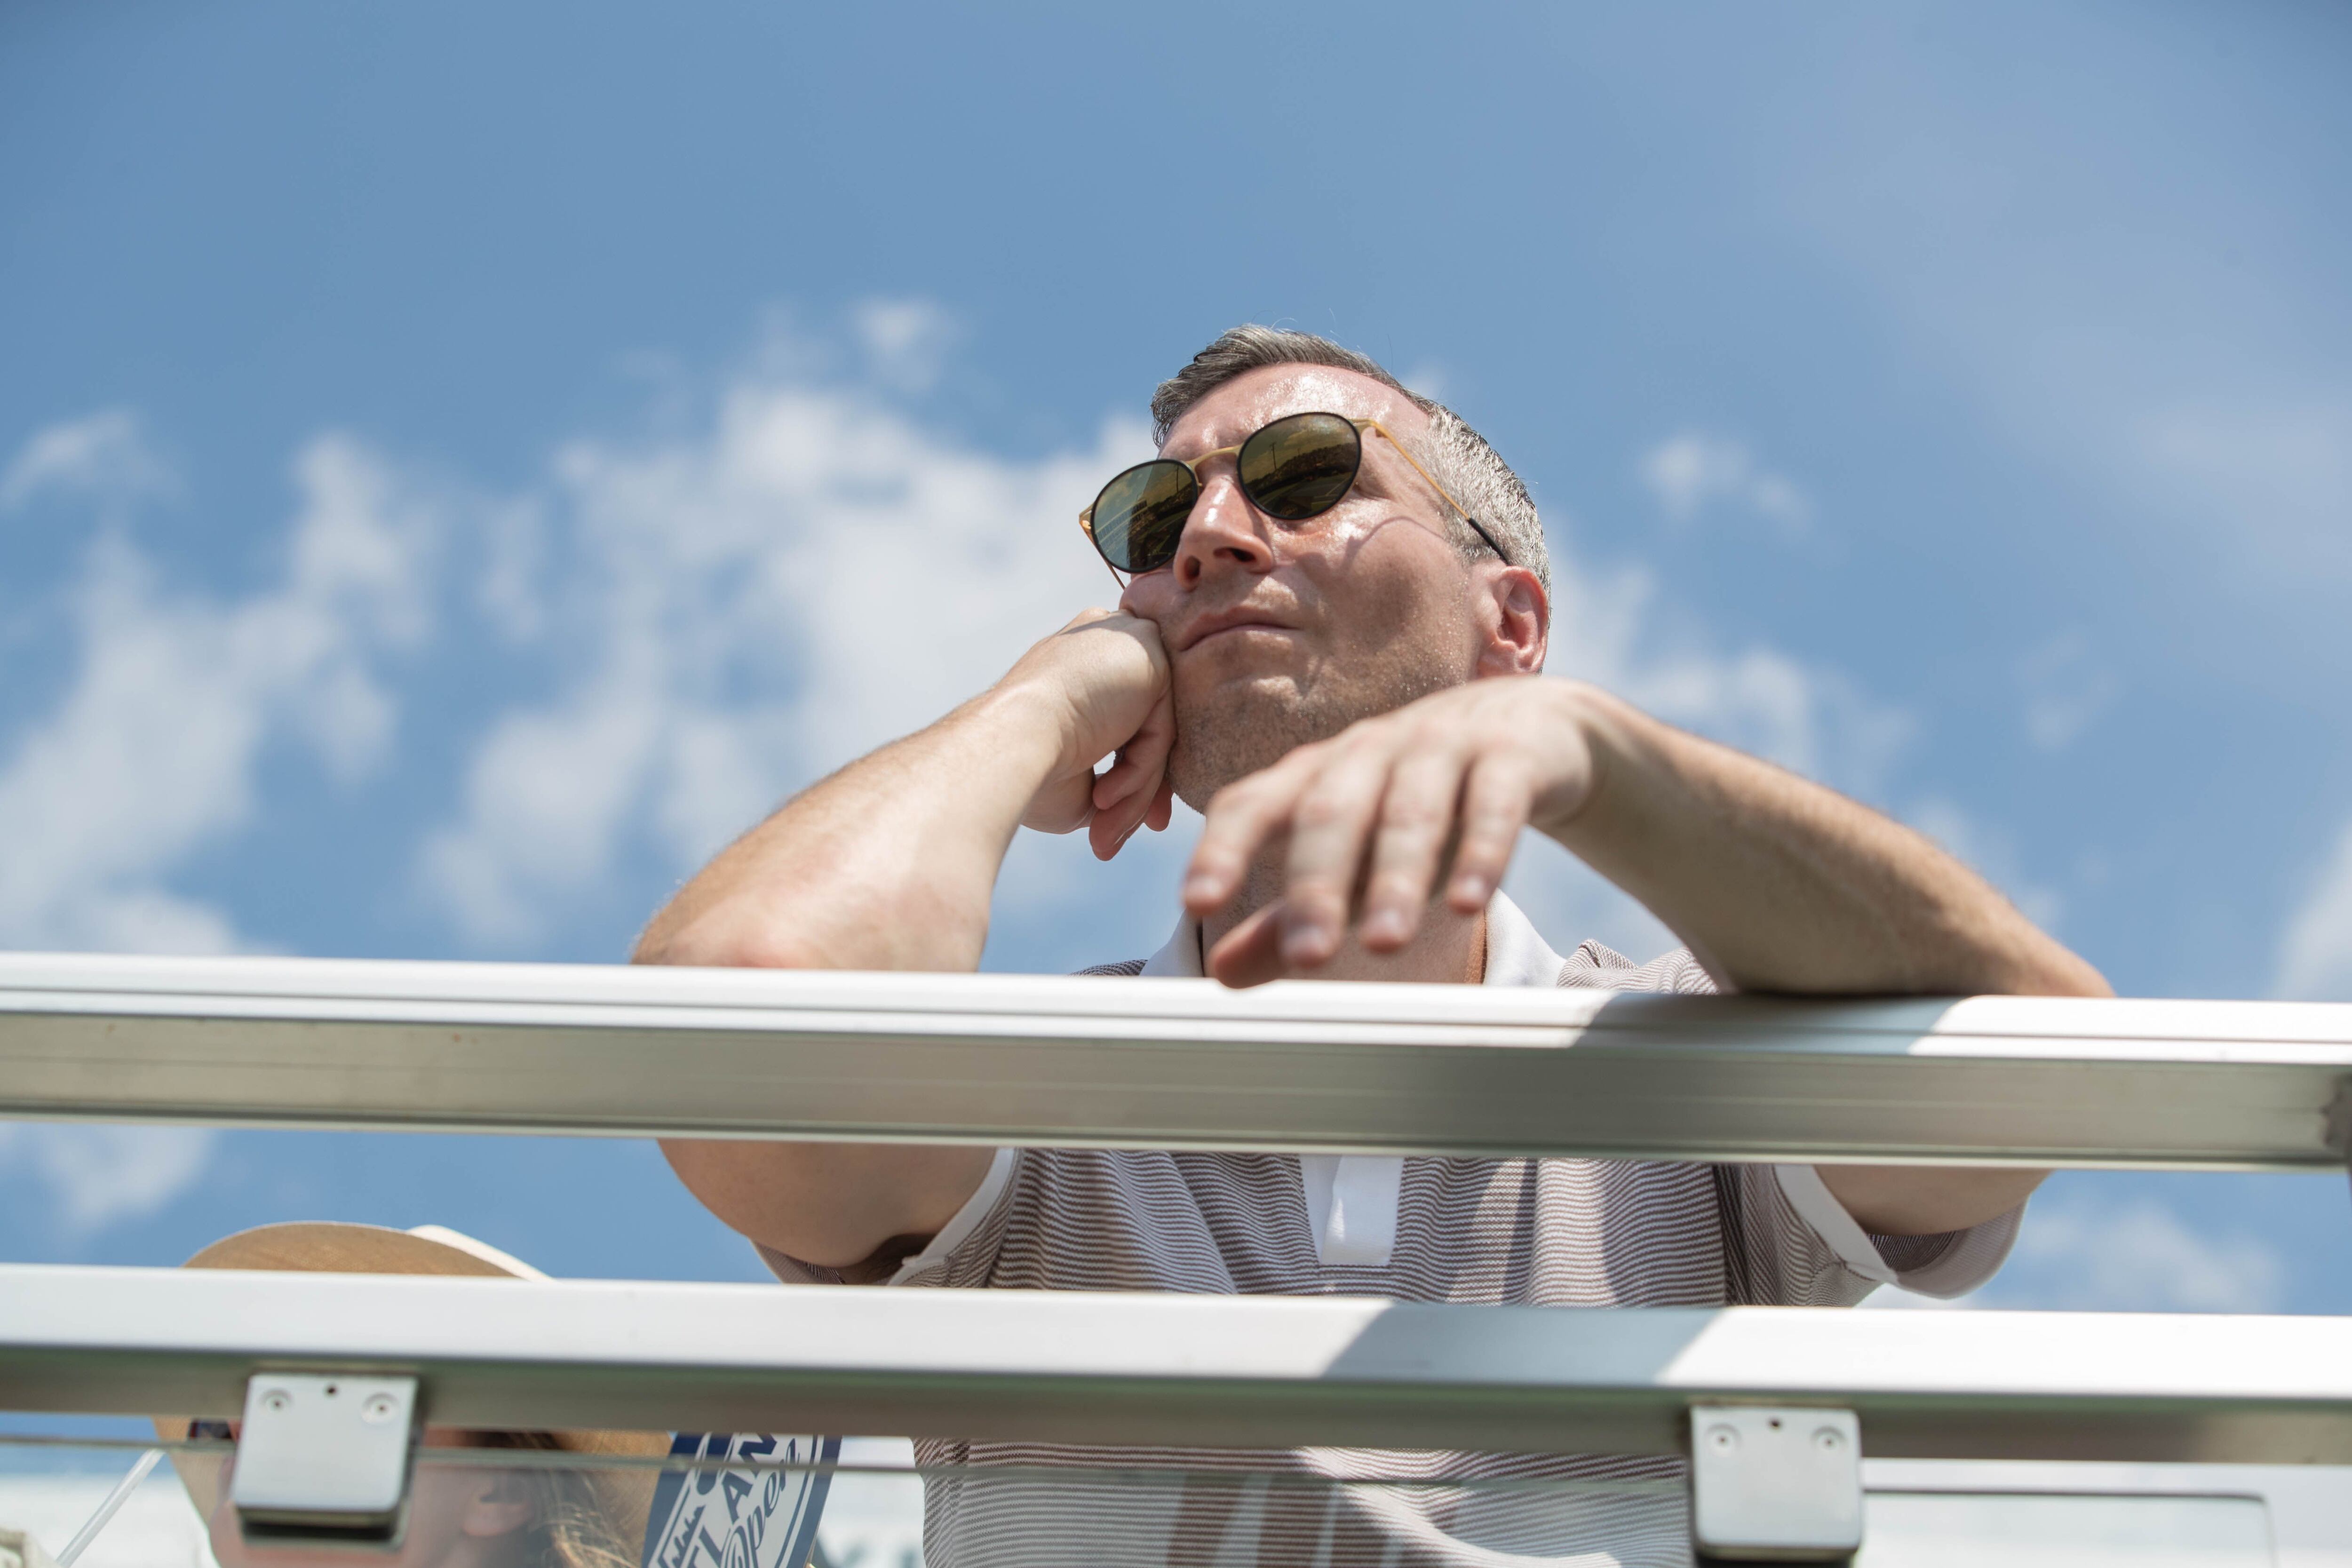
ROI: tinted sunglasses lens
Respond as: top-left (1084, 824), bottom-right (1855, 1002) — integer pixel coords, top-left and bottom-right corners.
top-left (1239, 413), bottom-right (1361, 520)
top-left (1090, 461), bottom-right (1196, 572)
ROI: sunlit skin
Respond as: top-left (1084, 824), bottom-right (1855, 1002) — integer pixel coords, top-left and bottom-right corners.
top-left (1102, 365), bottom-right (1547, 984)
top-left (198, 1428), bottom-right (536, 1568)
top-left (640, 359), bottom-right (2111, 1266)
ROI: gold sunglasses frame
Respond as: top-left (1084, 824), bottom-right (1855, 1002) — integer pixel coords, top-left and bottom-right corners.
top-left (1076, 414), bottom-right (1510, 587)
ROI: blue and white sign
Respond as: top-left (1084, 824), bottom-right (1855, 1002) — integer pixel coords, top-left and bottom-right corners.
top-left (641, 1433), bottom-right (838, 1568)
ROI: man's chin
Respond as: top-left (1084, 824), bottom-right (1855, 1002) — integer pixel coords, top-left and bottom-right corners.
top-left (1167, 655), bottom-right (1474, 809)
top-left (1168, 688), bottom-right (1349, 810)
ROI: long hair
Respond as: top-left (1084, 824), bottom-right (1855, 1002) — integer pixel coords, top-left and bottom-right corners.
top-left (478, 1433), bottom-right (639, 1568)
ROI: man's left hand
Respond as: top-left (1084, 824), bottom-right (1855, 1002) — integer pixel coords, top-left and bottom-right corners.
top-left (1184, 676), bottom-right (1595, 987)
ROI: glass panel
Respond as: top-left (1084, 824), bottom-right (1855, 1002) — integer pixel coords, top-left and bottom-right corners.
top-left (0, 1433), bottom-right (220, 1568)
top-left (1, 1429), bottom-right (1689, 1568)
top-left (1, 1428), bottom-right (2328, 1568)
top-left (1859, 1490), bottom-right (2274, 1567)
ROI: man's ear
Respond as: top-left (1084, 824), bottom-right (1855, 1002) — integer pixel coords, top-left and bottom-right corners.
top-left (1475, 565), bottom-right (1548, 678)
top-left (459, 1474), bottom-right (537, 1540)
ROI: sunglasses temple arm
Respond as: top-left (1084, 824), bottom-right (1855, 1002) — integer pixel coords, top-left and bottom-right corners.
top-left (1079, 512), bottom-right (1135, 590)
top-left (1460, 514), bottom-right (1509, 563)
top-left (1368, 422), bottom-right (1515, 569)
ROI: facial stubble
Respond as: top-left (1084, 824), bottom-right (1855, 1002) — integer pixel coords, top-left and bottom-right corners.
top-left (1165, 639), bottom-right (1466, 813)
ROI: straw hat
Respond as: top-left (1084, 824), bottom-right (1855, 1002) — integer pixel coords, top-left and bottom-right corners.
top-left (157, 1222), bottom-right (667, 1557)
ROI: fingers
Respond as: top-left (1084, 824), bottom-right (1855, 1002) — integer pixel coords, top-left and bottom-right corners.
top-left (1358, 747), bottom-right (1470, 951)
top-left (1204, 901), bottom-right (1289, 989)
top-left (1088, 771), bottom-right (1156, 859)
top-left (1446, 753), bottom-right (1535, 911)
top-left (1188, 702), bottom-right (1544, 977)
top-left (1184, 746), bottom-right (1320, 918)
top-left (1091, 688), bottom-right (1173, 812)
top-left (1089, 687), bottom-right (1176, 861)
top-left (1276, 740), bottom-right (1398, 967)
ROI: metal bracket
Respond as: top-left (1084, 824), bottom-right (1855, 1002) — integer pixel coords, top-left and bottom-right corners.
top-left (1689, 1405), bottom-right (1863, 1563)
top-left (230, 1372), bottom-right (419, 1550)
top-left (2327, 1080), bottom-right (2352, 1212)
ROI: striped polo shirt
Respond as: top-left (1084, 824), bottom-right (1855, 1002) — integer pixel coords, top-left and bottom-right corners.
top-left (762, 893), bottom-right (2023, 1567)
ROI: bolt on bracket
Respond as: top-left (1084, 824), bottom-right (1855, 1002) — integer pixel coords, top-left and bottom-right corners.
top-left (230, 1372), bottom-right (420, 1550)
top-left (2326, 1079), bottom-right (2352, 1211)
top-left (1689, 1404), bottom-right (1863, 1563)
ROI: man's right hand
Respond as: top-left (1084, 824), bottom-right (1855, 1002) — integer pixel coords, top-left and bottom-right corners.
top-left (1000, 609), bottom-right (1177, 861)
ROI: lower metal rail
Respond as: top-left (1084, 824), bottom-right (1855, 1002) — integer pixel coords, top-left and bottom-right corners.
top-left (2, 1266), bottom-right (2347, 1465)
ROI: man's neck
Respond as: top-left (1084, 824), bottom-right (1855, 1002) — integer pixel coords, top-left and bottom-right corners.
top-left (1201, 861), bottom-right (1488, 985)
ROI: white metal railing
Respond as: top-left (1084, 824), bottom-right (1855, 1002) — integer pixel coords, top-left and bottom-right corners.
top-left (4, 1266), bottom-right (2350, 1465)
top-left (3, 952), bottom-right (2350, 1169)
top-left (6, 952), bottom-right (2352, 1560)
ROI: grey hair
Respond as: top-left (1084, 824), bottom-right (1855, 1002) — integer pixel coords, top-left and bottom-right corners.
top-left (1150, 325), bottom-right (1550, 598)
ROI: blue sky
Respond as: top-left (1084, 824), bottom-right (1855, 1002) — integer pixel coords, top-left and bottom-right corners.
top-left (2, 1), bottom-right (2350, 1315)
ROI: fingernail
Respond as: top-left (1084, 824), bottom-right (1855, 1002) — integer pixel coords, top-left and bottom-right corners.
top-left (1364, 909), bottom-right (1408, 945)
top-left (1282, 925), bottom-right (1332, 964)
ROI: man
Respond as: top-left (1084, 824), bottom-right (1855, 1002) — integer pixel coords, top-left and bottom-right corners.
top-left (637, 327), bottom-right (2109, 1565)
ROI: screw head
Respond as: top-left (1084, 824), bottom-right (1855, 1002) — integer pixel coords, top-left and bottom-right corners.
top-left (1706, 1425), bottom-right (1739, 1453)
top-left (1813, 1427), bottom-right (1844, 1452)
top-left (361, 1393), bottom-right (401, 1424)
top-left (261, 1390), bottom-right (291, 1413)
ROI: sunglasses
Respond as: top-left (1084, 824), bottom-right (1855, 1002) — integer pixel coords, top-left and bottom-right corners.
top-left (1078, 411), bottom-right (1510, 581)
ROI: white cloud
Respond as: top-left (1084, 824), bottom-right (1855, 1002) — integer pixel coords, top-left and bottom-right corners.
top-left (417, 362), bottom-right (1154, 946)
top-left (1863, 1192), bottom-right (2288, 1314)
top-left (1547, 555), bottom-right (1913, 790)
top-left (852, 297), bottom-right (960, 393)
top-left (1637, 432), bottom-right (1812, 533)
top-left (1761, 57), bottom-right (2352, 597)
top-left (2135, 399), bottom-right (2352, 576)
top-left (0, 1124), bottom-right (217, 1234)
top-left (2275, 816), bottom-right (2352, 1001)
top-left (0, 423), bottom-right (437, 951)
top-left (0, 422), bottom-right (431, 1229)
top-left (0, 408), bottom-right (175, 514)
top-left (2016, 630), bottom-right (2121, 752)
top-left (2000, 1194), bottom-right (2287, 1313)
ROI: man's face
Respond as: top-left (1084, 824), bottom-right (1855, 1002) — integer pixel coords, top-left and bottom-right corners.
top-left (1120, 365), bottom-right (1502, 810)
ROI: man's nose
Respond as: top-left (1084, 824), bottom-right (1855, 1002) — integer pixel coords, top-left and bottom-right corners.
top-left (1172, 471), bottom-right (1273, 588)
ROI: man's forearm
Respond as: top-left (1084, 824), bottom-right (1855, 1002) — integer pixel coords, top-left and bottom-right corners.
top-left (635, 686), bottom-right (1061, 972)
top-left (638, 612), bottom-right (1169, 1269)
top-left (635, 692), bottom-right (1053, 1270)
top-left (1546, 690), bottom-right (2103, 1239)
top-left (1549, 689), bottom-right (2109, 1000)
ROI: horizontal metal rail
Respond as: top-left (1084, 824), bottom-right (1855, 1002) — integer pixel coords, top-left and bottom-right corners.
top-left (4, 1265), bottom-right (2349, 1464)
top-left (3, 952), bottom-right (2350, 1169)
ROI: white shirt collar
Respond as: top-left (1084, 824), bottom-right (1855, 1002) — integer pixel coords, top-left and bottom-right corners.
top-left (1138, 889), bottom-right (1566, 988)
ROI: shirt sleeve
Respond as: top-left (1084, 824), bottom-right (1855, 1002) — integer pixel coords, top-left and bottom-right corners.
top-left (1560, 941), bottom-right (2026, 1305)
top-left (749, 959), bottom-right (1162, 1288)
top-left (1716, 1163), bottom-right (2023, 1305)
top-left (754, 1146), bottom-right (1021, 1289)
